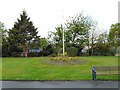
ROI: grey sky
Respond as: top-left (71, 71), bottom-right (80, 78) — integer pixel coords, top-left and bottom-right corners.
top-left (0, 0), bottom-right (119, 37)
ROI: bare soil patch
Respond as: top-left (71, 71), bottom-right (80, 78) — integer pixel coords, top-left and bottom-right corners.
top-left (45, 58), bottom-right (88, 65)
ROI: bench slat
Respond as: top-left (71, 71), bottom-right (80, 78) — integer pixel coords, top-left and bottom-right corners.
top-left (94, 66), bottom-right (120, 71)
top-left (97, 73), bottom-right (120, 76)
top-left (97, 71), bottom-right (120, 75)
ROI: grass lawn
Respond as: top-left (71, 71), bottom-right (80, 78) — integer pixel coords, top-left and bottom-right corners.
top-left (1, 56), bottom-right (119, 80)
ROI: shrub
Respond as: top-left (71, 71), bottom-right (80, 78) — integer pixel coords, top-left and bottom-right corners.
top-left (80, 52), bottom-right (89, 56)
top-left (66, 47), bottom-right (78, 57)
top-left (109, 47), bottom-right (117, 56)
top-left (2, 52), bottom-right (11, 57)
top-left (39, 44), bottom-right (53, 56)
top-left (28, 52), bottom-right (39, 57)
top-left (11, 52), bottom-right (21, 57)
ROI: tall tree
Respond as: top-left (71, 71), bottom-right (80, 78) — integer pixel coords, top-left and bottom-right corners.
top-left (0, 22), bottom-right (9, 56)
top-left (93, 31), bottom-right (110, 56)
top-left (48, 13), bottom-right (95, 56)
top-left (8, 10), bottom-right (40, 56)
top-left (39, 38), bottom-right (49, 49)
top-left (0, 22), bottom-right (7, 46)
top-left (109, 23), bottom-right (120, 47)
top-left (65, 13), bottom-right (95, 55)
top-left (108, 23), bottom-right (120, 55)
top-left (48, 25), bottom-right (63, 46)
top-left (0, 22), bottom-right (4, 47)
top-left (89, 24), bottom-right (97, 55)
top-left (47, 25), bottom-right (63, 55)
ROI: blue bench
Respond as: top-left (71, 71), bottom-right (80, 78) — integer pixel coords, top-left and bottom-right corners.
top-left (92, 66), bottom-right (120, 80)
top-left (92, 66), bottom-right (96, 80)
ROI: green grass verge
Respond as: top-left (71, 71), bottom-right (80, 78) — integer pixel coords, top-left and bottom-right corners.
top-left (1, 56), bottom-right (119, 80)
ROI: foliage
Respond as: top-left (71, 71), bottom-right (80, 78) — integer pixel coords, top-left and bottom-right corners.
top-left (116, 46), bottom-right (120, 56)
top-left (96, 31), bottom-right (108, 44)
top-left (109, 23), bottom-right (119, 46)
top-left (39, 38), bottom-right (49, 48)
top-left (109, 47), bottom-right (116, 56)
top-left (0, 22), bottom-right (10, 57)
top-left (48, 25), bottom-right (63, 46)
top-left (8, 10), bottom-right (40, 56)
top-left (48, 13), bottom-right (95, 56)
top-left (53, 47), bottom-right (62, 56)
top-left (11, 52), bottom-right (21, 57)
top-left (89, 31), bottom-right (116, 56)
top-left (0, 22), bottom-right (7, 44)
top-left (65, 13), bottom-right (95, 53)
top-left (39, 44), bottom-right (53, 56)
top-left (28, 52), bottom-right (39, 57)
top-left (1, 10), bottom-right (119, 57)
top-left (66, 47), bottom-right (78, 57)
top-left (57, 52), bottom-right (68, 57)
top-left (93, 43), bottom-right (110, 56)
top-left (89, 24), bottom-right (98, 55)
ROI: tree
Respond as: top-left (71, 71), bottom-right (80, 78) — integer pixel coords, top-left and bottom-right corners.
top-left (0, 22), bottom-right (9, 57)
top-left (91, 31), bottom-right (96, 55)
top-left (0, 22), bottom-right (4, 48)
top-left (48, 25), bottom-right (63, 46)
top-left (40, 44), bottom-right (53, 56)
top-left (0, 22), bottom-right (7, 47)
top-left (93, 31), bottom-right (110, 55)
top-left (47, 25), bottom-right (64, 56)
top-left (8, 10), bottom-right (40, 56)
top-left (48, 13), bottom-right (95, 56)
top-left (109, 23), bottom-right (120, 47)
top-left (89, 24), bottom-right (97, 55)
top-left (65, 13), bottom-right (95, 55)
top-left (108, 23), bottom-right (120, 55)
top-left (39, 38), bottom-right (49, 49)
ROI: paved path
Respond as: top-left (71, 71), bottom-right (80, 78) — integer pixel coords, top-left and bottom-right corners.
top-left (0, 81), bottom-right (119, 88)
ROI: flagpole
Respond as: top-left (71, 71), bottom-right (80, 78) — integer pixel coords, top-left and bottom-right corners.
top-left (62, 9), bottom-right (65, 55)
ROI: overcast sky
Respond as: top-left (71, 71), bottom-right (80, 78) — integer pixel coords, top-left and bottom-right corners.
top-left (0, 0), bottom-right (119, 37)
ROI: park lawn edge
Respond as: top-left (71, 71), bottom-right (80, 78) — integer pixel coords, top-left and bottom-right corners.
top-left (1, 56), bottom-right (119, 80)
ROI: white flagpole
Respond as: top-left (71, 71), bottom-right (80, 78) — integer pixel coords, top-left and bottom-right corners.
top-left (62, 9), bottom-right (65, 55)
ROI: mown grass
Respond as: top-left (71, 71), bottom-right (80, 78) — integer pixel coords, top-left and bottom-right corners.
top-left (1, 56), bottom-right (119, 80)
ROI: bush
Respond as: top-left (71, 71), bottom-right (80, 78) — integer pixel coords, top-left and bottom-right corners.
top-left (28, 52), bottom-right (39, 57)
top-left (39, 44), bottom-right (53, 56)
top-left (2, 51), bottom-right (11, 57)
top-left (80, 52), bottom-right (89, 56)
top-left (11, 52), bottom-right (21, 57)
top-left (109, 47), bottom-right (117, 56)
top-left (51, 47), bottom-right (62, 57)
top-left (58, 48), bottom-right (63, 53)
top-left (66, 47), bottom-right (78, 57)
top-left (92, 43), bottom-right (112, 56)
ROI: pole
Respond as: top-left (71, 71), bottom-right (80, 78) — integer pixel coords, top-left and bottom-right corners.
top-left (62, 9), bottom-right (65, 55)
top-left (63, 26), bottom-right (65, 55)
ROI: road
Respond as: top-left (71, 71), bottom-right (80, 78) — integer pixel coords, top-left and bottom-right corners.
top-left (0, 81), bottom-right (119, 88)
